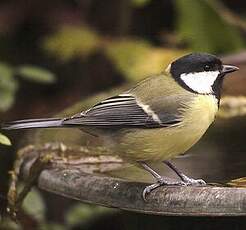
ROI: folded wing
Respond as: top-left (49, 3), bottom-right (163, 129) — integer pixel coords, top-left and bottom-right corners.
top-left (63, 94), bottom-right (181, 128)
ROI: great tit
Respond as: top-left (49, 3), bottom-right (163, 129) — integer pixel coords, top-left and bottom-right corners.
top-left (2, 53), bottom-right (239, 200)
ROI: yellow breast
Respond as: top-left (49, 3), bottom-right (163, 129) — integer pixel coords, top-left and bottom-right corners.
top-left (181, 94), bottom-right (218, 132)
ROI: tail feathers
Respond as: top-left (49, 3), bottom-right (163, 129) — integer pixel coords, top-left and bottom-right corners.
top-left (1, 118), bottom-right (63, 130)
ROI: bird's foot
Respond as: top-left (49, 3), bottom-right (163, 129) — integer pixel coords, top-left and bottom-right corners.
top-left (142, 177), bottom-right (185, 201)
top-left (179, 174), bottom-right (206, 186)
top-left (163, 161), bottom-right (206, 186)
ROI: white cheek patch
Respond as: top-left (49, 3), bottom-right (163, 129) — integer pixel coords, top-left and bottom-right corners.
top-left (180, 71), bottom-right (219, 94)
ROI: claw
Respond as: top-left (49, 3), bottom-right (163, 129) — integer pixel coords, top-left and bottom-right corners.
top-left (180, 174), bottom-right (206, 186)
top-left (142, 179), bottom-right (187, 201)
top-left (140, 161), bottom-right (206, 201)
top-left (195, 179), bottom-right (206, 185)
top-left (142, 182), bottom-right (160, 201)
top-left (163, 161), bottom-right (206, 186)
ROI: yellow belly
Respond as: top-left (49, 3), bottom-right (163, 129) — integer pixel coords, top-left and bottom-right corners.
top-left (113, 95), bottom-right (218, 162)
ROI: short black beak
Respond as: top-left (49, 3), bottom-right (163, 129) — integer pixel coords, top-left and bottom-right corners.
top-left (221, 64), bottom-right (239, 74)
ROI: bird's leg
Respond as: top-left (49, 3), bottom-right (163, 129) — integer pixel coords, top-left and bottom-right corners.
top-left (140, 162), bottom-right (185, 201)
top-left (163, 160), bottom-right (206, 185)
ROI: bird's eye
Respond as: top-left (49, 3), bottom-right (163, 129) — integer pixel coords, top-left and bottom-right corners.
top-left (204, 64), bottom-right (211, 71)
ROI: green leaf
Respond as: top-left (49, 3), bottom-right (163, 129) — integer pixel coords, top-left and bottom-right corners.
top-left (0, 218), bottom-right (20, 230)
top-left (43, 25), bottom-right (100, 62)
top-left (0, 133), bottom-right (11, 146)
top-left (0, 63), bottom-right (18, 111)
top-left (175, 0), bottom-right (245, 53)
top-left (22, 187), bottom-right (45, 222)
top-left (0, 63), bottom-right (15, 89)
top-left (16, 66), bottom-right (56, 84)
top-left (65, 203), bottom-right (114, 227)
top-left (0, 88), bottom-right (16, 111)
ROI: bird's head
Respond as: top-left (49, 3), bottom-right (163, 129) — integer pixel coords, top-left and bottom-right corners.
top-left (167, 53), bottom-right (239, 95)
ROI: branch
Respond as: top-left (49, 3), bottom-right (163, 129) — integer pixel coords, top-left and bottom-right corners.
top-left (14, 144), bottom-right (246, 217)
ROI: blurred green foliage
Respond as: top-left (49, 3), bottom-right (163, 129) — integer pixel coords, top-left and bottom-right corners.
top-left (43, 26), bottom-right (100, 62)
top-left (17, 66), bottom-right (56, 84)
top-left (0, 188), bottom-right (114, 230)
top-left (0, 219), bottom-right (19, 230)
top-left (105, 40), bottom-right (187, 82)
top-left (131, 0), bottom-right (151, 7)
top-left (0, 63), bottom-right (18, 112)
top-left (65, 203), bottom-right (114, 227)
top-left (43, 26), bottom-right (187, 82)
top-left (0, 132), bottom-right (11, 145)
top-left (41, 0), bottom-right (246, 83)
top-left (175, 0), bottom-right (245, 53)
top-left (0, 63), bottom-right (55, 112)
top-left (22, 187), bottom-right (45, 222)
top-left (0, 63), bottom-right (55, 147)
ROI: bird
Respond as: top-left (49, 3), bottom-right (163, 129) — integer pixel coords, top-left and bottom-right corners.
top-left (2, 53), bottom-right (239, 200)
